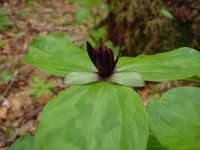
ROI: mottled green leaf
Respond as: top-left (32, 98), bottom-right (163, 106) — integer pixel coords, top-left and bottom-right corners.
top-left (24, 35), bottom-right (95, 76)
top-left (109, 71), bottom-right (145, 87)
top-left (64, 72), bottom-right (99, 85)
top-left (36, 82), bottom-right (148, 150)
top-left (117, 47), bottom-right (200, 82)
top-left (10, 135), bottom-right (35, 150)
top-left (148, 87), bottom-right (200, 150)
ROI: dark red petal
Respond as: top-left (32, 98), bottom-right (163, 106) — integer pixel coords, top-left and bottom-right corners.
top-left (86, 41), bottom-right (96, 66)
top-left (95, 46), bottom-right (115, 77)
top-left (86, 42), bottom-right (118, 78)
top-left (106, 48), bottom-right (115, 74)
top-left (95, 48), bottom-right (105, 75)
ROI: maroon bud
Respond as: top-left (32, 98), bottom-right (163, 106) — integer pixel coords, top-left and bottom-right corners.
top-left (86, 42), bottom-right (121, 78)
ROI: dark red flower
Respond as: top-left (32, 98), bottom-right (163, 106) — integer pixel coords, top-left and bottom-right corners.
top-left (86, 42), bottom-right (121, 78)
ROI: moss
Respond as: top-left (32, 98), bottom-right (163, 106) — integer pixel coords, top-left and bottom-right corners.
top-left (106, 0), bottom-right (200, 56)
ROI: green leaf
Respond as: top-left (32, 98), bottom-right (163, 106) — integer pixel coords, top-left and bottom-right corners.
top-left (67, 0), bottom-right (101, 8)
top-left (24, 35), bottom-right (95, 76)
top-left (0, 39), bottom-right (6, 48)
top-left (187, 76), bottom-right (200, 82)
top-left (160, 7), bottom-right (173, 19)
top-left (89, 27), bottom-right (107, 44)
top-left (75, 8), bottom-right (91, 24)
top-left (109, 71), bottom-right (145, 87)
top-left (0, 8), bottom-right (12, 32)
top-left (117, 47), bottom-right (200, 82)
top-left (0, 16), bottom-right (12, 26)
top-left (10, 135), bottom-right (35, 150)
top-left (146, 133), bottom-right (168, 150)
top-left (64, 72), bottom-right (99, 85)
top-left (0, 8), bottom-right (6, 15)
top-left (30, 77), bottom-right (55, 98)
top-left (0, 70), bottom-right (13, 83)
top-left (36, 82), bottom-right (148, 150)
top-left (148, 87), bottom-right (200, 150)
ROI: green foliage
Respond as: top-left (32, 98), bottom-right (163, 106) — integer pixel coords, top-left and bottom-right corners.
top-left (147, 133), bottom-right (168, 150)
top-left (26, 0), bottom-right (34, 5)
top-left (67, 0), bottom-right (105, 24)
top-left (24, 36), bottom-right (200, 82)
top-left (10, 135), bottom-right (35, 150)
top-left (89, 27), bottom-right (107, 43)
top-left (117, 47), bottom-right (200, 81)
top-left (0, 8), bottom-right (12, 32)
top-left (20, 35), bottom-right (200, 150)
top-left (0, 39), bottom-right (6, 48)
top-left (160, 7), bottom-right (173, 19)
top-left (30, 77), bottom-right (54, 98)
top-left (188, 76), bottom-right (200, 82)
top-left (66, 0), bottom-right (101, 8)
top-left (148, 87), bottom-right (200, 150)
top-left (75, 8), bottom-right (91, 24)
top-left (23, 36), bottom-right (95, 76)
top-left (36, 82), bottom-right (148, 150)
top-left (88, 26), bottom-right (121, 56)
top-left (0, 70), bottom-right (13, 84)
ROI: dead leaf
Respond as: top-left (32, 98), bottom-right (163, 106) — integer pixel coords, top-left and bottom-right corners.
top-left (0, 106), bottom-right (8, 119)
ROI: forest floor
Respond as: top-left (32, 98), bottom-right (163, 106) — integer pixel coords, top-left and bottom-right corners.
top-left (0, 1), bottom-right (94, 149)
top-left (0, 1), bottom-right (195, 149)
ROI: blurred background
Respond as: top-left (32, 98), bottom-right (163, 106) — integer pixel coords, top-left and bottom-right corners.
top-left (0, 0), bottom-right (200, 149)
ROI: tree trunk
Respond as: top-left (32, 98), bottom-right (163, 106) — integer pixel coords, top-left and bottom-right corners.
top-left (106, 0), bottom-right (200, 56)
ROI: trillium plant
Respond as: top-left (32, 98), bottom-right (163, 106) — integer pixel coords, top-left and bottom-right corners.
top-left (10, 35), bottom-right (200, 150)
top-left (65, 41), bottom-right (144, 87)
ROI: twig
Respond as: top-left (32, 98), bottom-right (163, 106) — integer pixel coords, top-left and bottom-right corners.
top-left (0, 147), bottom-right (9, 150)
top-left (25, 106), bottom-right (43, 120)
top-left (2, 71), bottom-right (18, 98)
